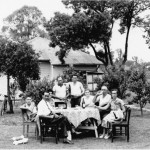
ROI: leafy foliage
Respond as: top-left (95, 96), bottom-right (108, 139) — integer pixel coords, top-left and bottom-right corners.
top-left (2, 5), bottom-right (48, 42)
top-left (128, 65), bottom-right (150, 115)
top-left (25, 78), bottom-right (54, 105)
top-left (60, 67), bottom-right (87, 87)
top-left (0, 37), bottom-right (40, 92)
top-left (95, 65), bottom-right (131, 99)
top-left (45, 0), bottom-right (150, 66)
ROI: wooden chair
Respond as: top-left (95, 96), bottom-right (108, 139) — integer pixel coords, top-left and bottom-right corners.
top-left (20, 108), bottom-right (38, 138)
top-left (39, 115), bottom-right (59, 144)
top-left (111, 107), bottom-right (131, 142)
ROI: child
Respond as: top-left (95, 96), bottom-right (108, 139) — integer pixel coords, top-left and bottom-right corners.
top-left (20, 97), bottom-right (37, 121)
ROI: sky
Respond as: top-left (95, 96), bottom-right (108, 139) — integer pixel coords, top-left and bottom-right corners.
top-left (0, 0), bottom-right (150, 62)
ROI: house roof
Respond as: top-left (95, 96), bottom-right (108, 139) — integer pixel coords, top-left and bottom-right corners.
top-left (27, 37), bottom-right (103, 65)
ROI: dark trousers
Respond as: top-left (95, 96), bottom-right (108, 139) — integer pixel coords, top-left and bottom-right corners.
top-left (70, 96), bottom-right (81, 107)
top-left (50, 115), bottom-right (72, 137)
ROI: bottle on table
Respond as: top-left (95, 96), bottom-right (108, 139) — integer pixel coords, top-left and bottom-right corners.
top-left (82, 98), bottom-right (85, 109)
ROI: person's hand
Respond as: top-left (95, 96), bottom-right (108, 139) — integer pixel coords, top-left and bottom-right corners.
top-left (54, 114), bottom-right (59, 118)
top-left (97, 90), bottom-right (103, 95)
top-left (94, 105), bottom-right (98, 109)
top-left (62, 97), bottom-right (67, 102)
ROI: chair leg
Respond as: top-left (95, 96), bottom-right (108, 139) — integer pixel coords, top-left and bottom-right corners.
top-left (127, 126), bottom-right (129, 142)
top-left (111, 126), bottom-right (114, 143)
top-left (27, 125), bottom-right (29, 137)
top-left (23, 124), bottom-right (25, 136)
top-left (40, 128), bottom-right (43, 144)
top-left (55, 128), bottom-right (58, 144)
top-left (35, 125), bottom-right (39, 140)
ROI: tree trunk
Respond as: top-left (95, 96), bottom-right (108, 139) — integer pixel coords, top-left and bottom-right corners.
top-left (122, 25), bottom-right (131, 65)
top-left (89, 42), bottom-right (108, 66)
top-left (139, 99), bottom-right (143, 116)
top-left (105, 41), bottom-right (113, 66)
top-left (7, 75), bottom-right (14, 114)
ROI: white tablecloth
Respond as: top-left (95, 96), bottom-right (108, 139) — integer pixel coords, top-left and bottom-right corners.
top-left (53, 107), bottom-right (101, 128)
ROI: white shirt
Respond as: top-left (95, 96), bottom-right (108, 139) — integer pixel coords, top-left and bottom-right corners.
top-left (37, 99), bottom-right (54, 116)
top-left (53, 84), bottom-right (67, 98)
top-left (80, 95), bottom-right (94, 107)
top-left (69, 81), bottom-right (84, 96)
top-left (96, 94), bottom-right (111, 107)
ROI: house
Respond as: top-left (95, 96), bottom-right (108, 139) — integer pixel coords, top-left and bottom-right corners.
top-left (27, 37), bottom-right (103, 81)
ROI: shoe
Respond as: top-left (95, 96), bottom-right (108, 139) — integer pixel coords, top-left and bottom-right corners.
top-left (99, 134), bottom-right (105, 139)
top-left (63, 139), bottom-right (74, 144)
top-left (104, 134), bottom-right (110, 139)
top-left (72, 129), bottom-right (82, 135)
top-left (74, 131), bottom-right (82, 135)
top-left (12, 135), bottom-right (24, 141)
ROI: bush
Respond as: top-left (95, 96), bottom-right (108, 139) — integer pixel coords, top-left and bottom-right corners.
top-left (25, 78), bottom-right (54, 105)
top-left (128, 65), bottom-right (150, 115)
top-left (95, 65), bottom-right (131, 99)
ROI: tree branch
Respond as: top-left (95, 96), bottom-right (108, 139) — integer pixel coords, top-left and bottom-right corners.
top-left (89, 42), bottom-right (107, 66)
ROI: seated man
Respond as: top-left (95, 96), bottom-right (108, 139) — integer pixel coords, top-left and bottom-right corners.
top-left (36, 92), bottom-right (73, 144)
top-left (20, 97), bottom-right (37, 122)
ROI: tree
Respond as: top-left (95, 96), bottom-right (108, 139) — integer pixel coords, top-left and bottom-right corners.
top-left (2, 5), bottom-right (47, 42)
top-left (128, 64), bottom-right (150, 116)
top-left (45, 0), bottom-right (150, 66)
top-left (95, 65), bottom-right (131, 99)
top-left (0, 37), bottom-right (40, 113)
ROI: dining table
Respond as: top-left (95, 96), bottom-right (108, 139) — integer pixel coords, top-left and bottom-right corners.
top-left (53, 106), bottom-right (101, 138)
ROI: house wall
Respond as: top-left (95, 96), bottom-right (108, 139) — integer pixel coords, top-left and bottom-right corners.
top-left (39, 63), bottom-right (102, 80)
top-left (39, 62), bottom-right (51, 80)
top-left (52, 65), bottom-right (98, 79)
top-left (73, 65), bottom-right (98, 72)
top-left (53, 66), bottom-right (66, 79)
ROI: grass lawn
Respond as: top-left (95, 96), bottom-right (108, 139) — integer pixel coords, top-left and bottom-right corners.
top-left (0, 101), bottom-right (150, 149)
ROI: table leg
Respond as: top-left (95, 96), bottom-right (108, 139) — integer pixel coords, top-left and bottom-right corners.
top-left (93, 120), bottom-right (98, 138)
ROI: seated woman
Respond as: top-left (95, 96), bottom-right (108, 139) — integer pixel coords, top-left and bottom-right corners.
top-left (99, 89), bottom-right (125, 139)
top-left (80, 89), bottom-right (94, 108)
top-left (93, 86), bottom-right (111, 119)
top-left (20, 97), bottom-right (37, 122)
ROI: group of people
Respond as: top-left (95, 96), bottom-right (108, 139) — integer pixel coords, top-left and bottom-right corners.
top-left (20, 75), bottom-right (126, 144)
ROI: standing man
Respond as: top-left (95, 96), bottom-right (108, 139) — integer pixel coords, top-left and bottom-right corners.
top-left (53, 76), bottom-right (68, 107)
top-left (69, 75), bottom-right (84, 107)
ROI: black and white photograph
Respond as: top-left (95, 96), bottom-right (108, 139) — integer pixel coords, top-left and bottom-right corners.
top-left (0, 0), bottom-right (150, 149)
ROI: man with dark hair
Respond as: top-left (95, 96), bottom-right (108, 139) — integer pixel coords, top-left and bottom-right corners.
top-left (53, 76), bottom-right (68, 107)
top-left (37, 92), bottom-right (73, 144)
top-left (68, 75), bottom-right (84, 107)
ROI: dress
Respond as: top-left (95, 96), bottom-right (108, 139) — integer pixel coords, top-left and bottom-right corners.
top-left (96, 94), bottom-right (111, 119)
top-left (101, 98), bottom-right (125, 129)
